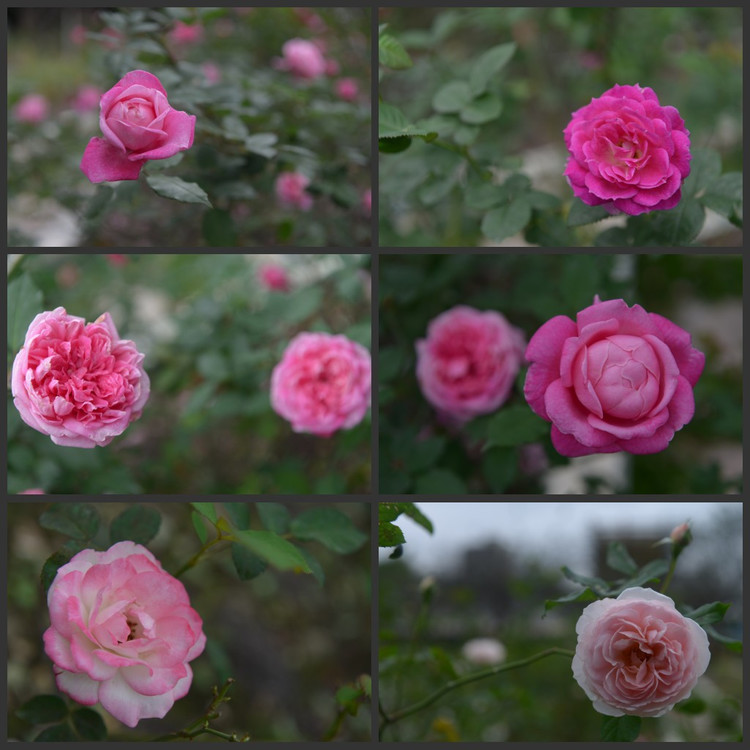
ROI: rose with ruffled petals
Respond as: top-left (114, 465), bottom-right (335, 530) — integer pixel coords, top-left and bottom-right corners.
top-left (573, 587), bottom-right (710, 717)
top-left (564, 84), bottom-right (691, 215)
top-left (524, 296), bottom-right (704, 456)
top-left (43, 541), bottom-right (205, 727)
top-left (81, 70), bottom-right (195, 183)
top-left (11, 307), bottom-right (149, 448)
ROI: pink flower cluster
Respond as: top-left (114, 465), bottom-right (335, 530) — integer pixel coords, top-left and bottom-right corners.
top-left (13, 93), bottom-right (49, 124)
top-left (258, 263), bottom-right (291, 292)
top-left (275, 171), bottom-right (313, 211)
top-left (279, 38), bottom-right (327, 80)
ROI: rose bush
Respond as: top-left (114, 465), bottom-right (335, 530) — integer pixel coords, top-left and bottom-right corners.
top-left (11, 307), bottom-right (149, 448)
top-left (271, 332), bottom-right (371, 437)
top-left (80, 70), bottom-right (196, 183)
top-left (275, 171), bottom-right (314, 211)
top-left (564, 84), bottom-right (691, 216)
top-left (572, 587), bottom-right (710, 717)
top-left (524, 296), bottom-right (704, 457)
top-left (43, 541), bottom-right (206, 727)
top-left (416, 306), bottom-right (525, 423)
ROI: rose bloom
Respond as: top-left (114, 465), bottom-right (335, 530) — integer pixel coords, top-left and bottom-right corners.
top-left (336, 77), bottom-right (359, 102)
top-left (72, 85), bottom-right (101, 113)
top-left (271, 332), bottom-right (371, 437)
top-left (573, 587), bottom-right (710, 717)
top-left (275, 171), bottom-right (313, 211)
top-left (168, 20), bottom-right (203, 45)
top-left (564, 84), bottom-right (691, 215)
top-left (524, 296), bottom-right (704, 457)
top-left (201, 61), bottom-right (222, 85)
top-left (280, 38), bottom-right (327, 79)
top-left (416, 306), bottom-right (525, 423)
top-left (80, 70), bottom-right (196, 183)
top-left (13, 93), bottom-right (49, 124)
top-left (11, 307), bottom-right (149, 448)
top-left (258, 263), bottom-right (290, 292)
top-left (43, 541), bottom-right (206, 727)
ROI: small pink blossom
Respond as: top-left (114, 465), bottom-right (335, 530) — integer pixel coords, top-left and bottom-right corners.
top-left (201, 62), bottom-right (222, 85)
top-left (279, 38), bottom-right (327, 80)
top-left (168, 20), bottom-right (203, 45)
top-left (13, 94), bottom-right (49, 124)
top-left (19, 489), bottom-right (45, 494)
top-left (361, 188), bottom-right (372, 216)
top-left (258, 263), bottom-right (291, 292)
top-left (670, 521), bottom-right (691, 545)
top-left (275, 171), bottom-right (313, 211)
top-left (294, 8), bottom-right (327, 33)
top-left (72, 85), bottom-right (102, 113)
top-left (336, 77), bottom-right (359, 102)
top-left (69, 24), bottom-right (87, 45)
top-left (106, 254), bottom-right (129, 267)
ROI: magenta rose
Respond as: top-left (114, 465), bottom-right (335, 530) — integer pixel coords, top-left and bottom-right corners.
top-left (43, 541), bottom-right (205, 727)
top-left (271, 332), bottom-right (371, 437)
top-left (11, 307), bottom-right (149, 448)
top-left (258, 263), bottom-right (291, 292)
top-left (416, 306), bottom-right (525, 423)
top-left (564, 84), bottom-right (691, 215)
top-left (573, 587), bottom-right (710, 717)
top-left (80, 70), bottom-right (195, 183)
top-left (524, 296), bottom-right (704, 457)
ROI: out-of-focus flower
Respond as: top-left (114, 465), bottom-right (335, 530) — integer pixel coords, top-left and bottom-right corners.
top-left (258, 263), bottom-right (290, 292)
top-left (279, 38), bottom-right (327, 80)
top-left (325, 59), bottom-right (341, 77)
top-left (201, 62), bottom-right (222, 85)
top-left (19, 489), bottom-right (45, 494)
top-left (462, 638), bottom-right (507, 666)
top-left (72, 85), bottom-right (102, 113)
top-left (69, 24), bottom-right (87, 45)
top-left (361, 188), bottom-right (372, 216)
top-left (168, 20), bottom-right (203, 45)
top-left (275, 171), bottom-right (314, 211)
top-left (13, 93), bottom-right (49, 124)
top-left (336, 77), bottom-right (359, 102)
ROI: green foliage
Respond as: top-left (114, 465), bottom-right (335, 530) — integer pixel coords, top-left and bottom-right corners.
top-left (7, 274), bottom-right (43, 366)
top-left (39, 503), bottom-right (100, 541)
top-left (379, 503), bottom-right (433, 548)
top-left (601, 715), bottom-right (641, 742)
top-left (290, 508), bottom-right (368, 554)
top-left (144, 174), bottom-right (212, 207)
top-left (16, 695), bottom-right (68, 725)
top-left (109, 505), bottom-right (161, 545)
top-left (16, 696), bottom-right (107, 742)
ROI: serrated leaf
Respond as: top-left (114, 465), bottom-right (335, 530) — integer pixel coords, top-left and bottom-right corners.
top-left (543, 587), bottom-right (598, 614)
top-left (561, 566), bottom-right (610, 594)
top-left (481, 198), bottom-right (531, 242)
top-left (644, 197), bottom-right (705, 245)
top-left (71, 708), bottom-right (107, 740)
top-left (601, 715), bottom-right (641, 742)
top-left (469, 42), bottom-right (516, 95)
top-left (145, 174), bottom-right (212, 207)
top-left (379, 32), bottom-right (413, 69)
top-left (379, 135), bottom-right (412, 153)
top-left (379, 102), bottom-right (438, 140)
top-left (290, 508), bottom-right (368, 554)
top-left (41, 542), bottom-right (84, 595)
top-left (39, 503), bottom-right (99, 541)
top-left (703, 624), bottom-right (742, 653)
top-left (400, 503), bottom-right (434, 533)
top-left (460, 92), bottom-right (502, 125)
top-left (379, 521), bottom-right (406, 548)
top-left (231, 529), bottom-right (311, 573)
top-left (700, 172), bottom-right (742, 219)
top-left (231, 543), bottom-right (267, 580)
top-left (485, 405), bottom-right (549, 448)
top-left (682, 147), bottom-right (721, 198)
top-left (109, 505), bottom-right (161, 546)
top-left (606, 541), bottom-right (638, 576)
top-left (8, 274), bottom-right (43, 356)
top-left (612, 559), bottom-right (670, 592)
top-left (567, 200), bottom-right (611, 227)
top-left (223, 503), bottom-right (251, 530)
top-left (16, 695), bottom-right (68, 724)
top-left (432, 81), bottom-right (473, 113)
top-left (257, 503), bottom-right (290, 534)
top-left (685, 601), bottom-right (730, 626)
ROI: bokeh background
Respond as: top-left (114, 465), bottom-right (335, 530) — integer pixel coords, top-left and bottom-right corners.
top-left (7, 253), bottom-right (372, 494)
top-left (379, 7), bottom-right (742, 246)
top-left (379, 502), bottom-right (742, 742)
top-left (8, 7), bottom-right (371, 247)
top-left (379, 253), bottom-right (742, 494)
top-left (8, 501), bottom-right (371, 741)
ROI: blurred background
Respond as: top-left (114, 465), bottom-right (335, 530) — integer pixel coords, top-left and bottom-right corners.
top-left (379, 7), bottom-right (742, 246)
top-left (7, 253), bottom-right (372, 494)
top-left (379, 501), bottom-right (742, 742)
top-left (8, 501), bottom-right (371, 741)
top-left (8, 7), bottom-right (371, 247)
top-left (379, 253), bottom-right (742, 494)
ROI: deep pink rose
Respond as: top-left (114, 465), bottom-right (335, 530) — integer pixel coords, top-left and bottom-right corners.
top-left (43, 541), bottom-right (205, 727)
top-left (280, 38), bottom-right (327, 80)
top-left (271, 332), bottom-right (371, 437)
top-left (336, 77), bottom-right (359, 102)
top-left (80, 70), bottom-right (196, 183)
top-left (416, 306), bottom-right (525, 423)
top-left (275, 171), bottom-right (313, 211)
top-left (524, 297), bottom-right (704, 456)
top-left (258, 263), bottom-right (290, 292)
top-left (564, 84), bottom-right (691, 215)
top-left (573, 587), bottom-right (710, 717)
top-left (11, 307), bottom-right (149, 448)
top-left (13, 93), bottom-right (49, 124)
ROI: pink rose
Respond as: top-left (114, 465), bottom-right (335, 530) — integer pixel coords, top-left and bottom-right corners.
top-left (11, 307), bottom-right (149, 448)
top-left (80, 70), bottom-right (196, 183)
top-left (572, 587), bottom-right (710, 717)
top-left (524, 296), bottom-right (704, 457)
top-left (168, 20), bottom-right (203, 45)
top-left (13, 93), bottom-right (49, 124)
top-left (43, 541), bottom-right (205, 727)
top-left (416, 306), bottom-right (525, 423)
top-left (275, 171), bottom-right (313, 211)
top-left (72, 85), bottom-right (102, 113)
top-left (361, 188), bottom-right (372, 216)
top-left (271, 332), bottom-right (371, 437)
top-left (258, 263), bottom-right (290, 292)
top-left (280, 38), bottom-right (327, 80)
top-left (201, 61), bottom-right (222, 85)
top-left (670, 521), bottom-right (691, 544)
top-left (564, 84), bottom-right (691, 215)
top-left (336, 77), bottom-right (359, 102)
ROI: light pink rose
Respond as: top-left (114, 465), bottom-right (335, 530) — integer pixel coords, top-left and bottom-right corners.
top-left (336, 77), bottom-right (359, 102)
top-left (258, 263), bottom-right (290, 292)
top-left (13, 93), bottom-right (49, 124)
top-left (271, 332), bottom-right (371, 437)
top-left (275, 171), bottom-right (313, 211)
top-left (168, 20), bottom-right (203, 45)
top-left (564, 84), bottom-right (691, 215)
top-left (416, 306), bottom-right (525, 423)
top-left (524, 296), bottom-right (705, 456)
top-left (572, 587), bottom-right (710, 717)
top-left (43, 541), bottom-right (205, 727)
top-left (280, 38), bottom-right (327, 80)
top-left (670, 521), bottom-right (691, 545)
top-left (80, 70), bottom-right (196, 183)
top-left (361, 188), bottom-right (372, 216)
top-left (72, 85), bottom-right (102, 113)
top-left (461, 637), bottom-right (507, 666)
top-left (11, 307), bottom-right (149, 448)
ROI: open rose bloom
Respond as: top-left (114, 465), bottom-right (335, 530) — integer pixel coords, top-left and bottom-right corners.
top-left (81, 70), bottom-right (195, 183)
top-left (416, 306), bottom-right (525, 424)
top-left (271, 332), bottom-right (371, 437)
top-left (11, 307), bottom-right (149, 448)
top-left (44, 542), bottom-right (206, 727)
top-left (573, 587), bottom-right (710, 717)
top-left (524, 297), bottom-right (704, 456)
top-left (564, 84), bottom-right (690, 215)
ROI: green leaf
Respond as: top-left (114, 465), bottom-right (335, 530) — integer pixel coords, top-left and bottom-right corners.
top-left (40, 541), bottom-right (84, 595)
top-left (432, 81), bottom-right (473, 114)
top-left (109, 505), bottom-right (161, 546)
top-left (16, 695), bottom-right (68, 724)
top-left (544, 587), bottom-right (598, 614)
top-left (567, 200), bottom-right (611, 227)
top-left (379, 135), bottom-right (412, 154)
top-left (469, 42), bottom-right (516, 95)
top-left (602, 715), bottom-right (641, 742)
top-left (643, 197), bottom-right (705, 245)
top-left (561, 566), bottom-right (610, 595)
top-left (34, 723), bottom-right (77, 741)
top-left (190, 503), bottom-right (218, 523)
top-left (71, 708), bottom-right (107, 740)
top-left (482, 447), bottom-right (518, 492)
top-left (223, 503), bottom-right (251, 530)
top-left (418, 174), bottom-right (459, 206)
top-left (527, 190), bottom-right (561, 210)
top-left (39, 503), bottom-right (99, 541)
top-left (460, 92), bottom-right (502, 125)
top-left (379, 32), bottom-right (413, 69)
top-left (379, 521), bottom-right (406, 548)
top-left (453, 123), bottom-right (480, 146)
top-left (257, 503), bottom-right (291, 534)
top-left (231, 529), bottom-right (311, 573)
top-left (244, 133), bottom-right (278, 159)
top-left (379, 102), bottom-right (438, 141)
top-left (606, 541), bottom-right (638, 576)
top-left (400, 503), bottom-right (434, 533)
top-left (202, 208), bottom-right (237, 247)
top-left (703, 624), bottom-right (742, 653)
top-left (8, 274), bottom-right (43, 356)
top-left (685, 601), bottom-right (730, 627)
top-left (191, 511), bottom-right (208, 544)
top-left (700, 172), bottom-right (742, 221)
top-left (612, 559), bottom-right (670, 592)
top-left (290, 508), bottom-right (368, 554)
top-left (414, 469), bottom-right (467, 495)
top-left (485, 405), bottom-right (549, 448)
top-left (481, 197), bottom-right (531, 242)
top-left (145, 175), bottom-right (212, 207)
top-left (299, 547), bottom-right (325, 586)
top-left (682, 147), bottom-right (721, 199)
top-left (231, 542), bottom-right (267, 580)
